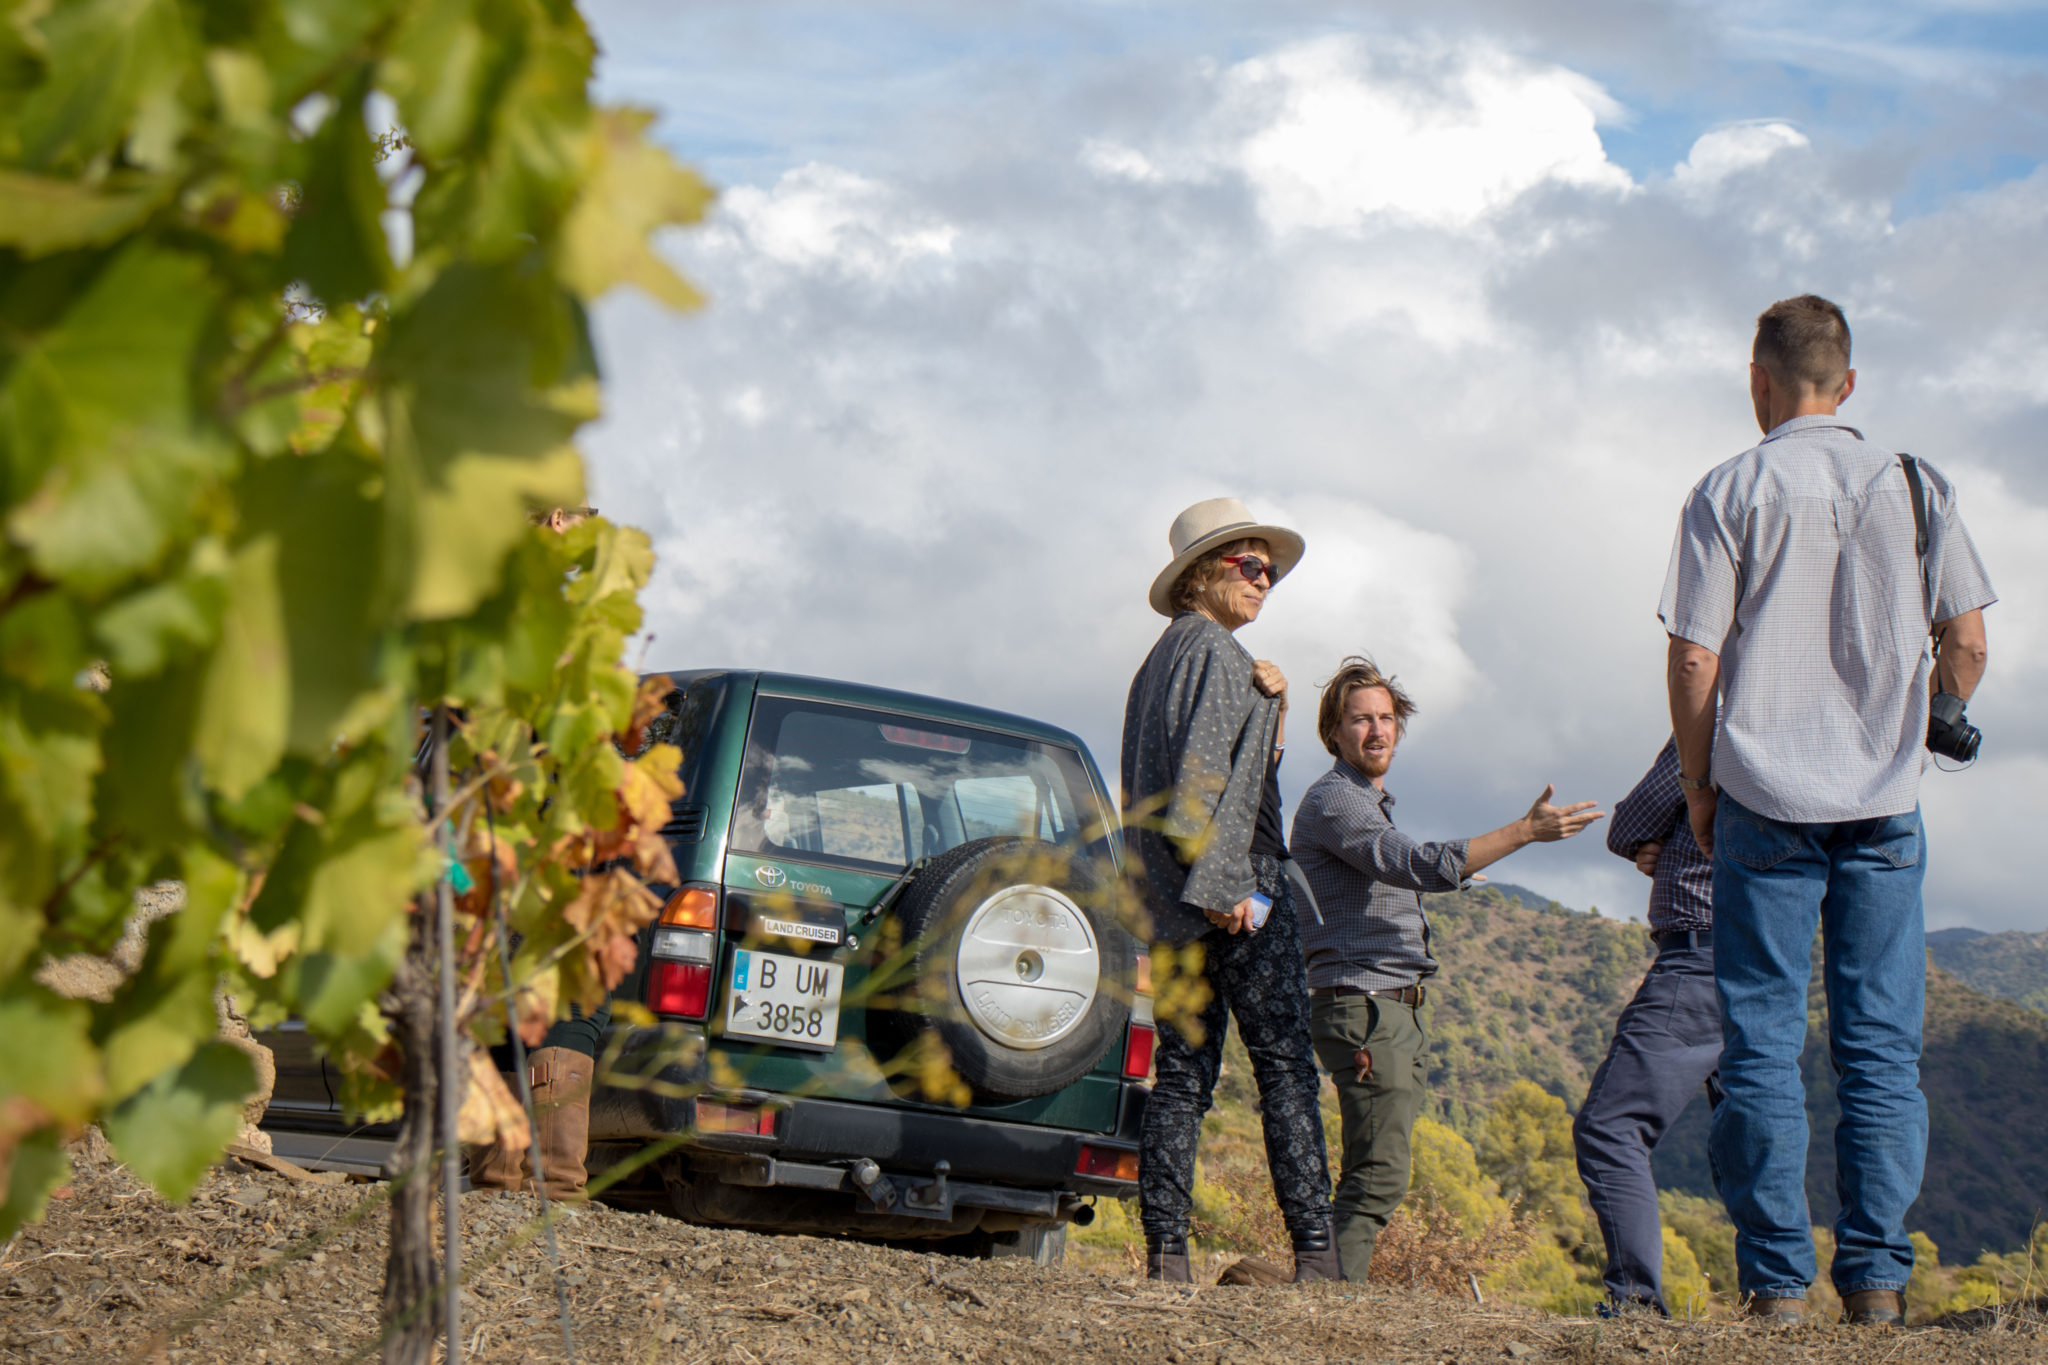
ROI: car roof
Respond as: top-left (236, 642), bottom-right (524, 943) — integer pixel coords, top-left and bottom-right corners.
top-left (643, 668), bottom-right (1092, 753)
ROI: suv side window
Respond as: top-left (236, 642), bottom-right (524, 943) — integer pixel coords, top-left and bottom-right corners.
top-left (626, 676), bottom-right (725, 798)
top-left (731, 697), bottom-right (1096, 874)
top-left (953, 774), bottom-right (1069, 843)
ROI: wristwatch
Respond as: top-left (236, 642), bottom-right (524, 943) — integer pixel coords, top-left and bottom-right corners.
top-left (1678, 770), bottom-right (1714, 793)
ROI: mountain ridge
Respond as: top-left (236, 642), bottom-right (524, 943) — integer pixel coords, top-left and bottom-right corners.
top-left (1926, 926), bottom-right (2048, 1016)
top-left (1415, 885), bottom-right (2048, 1256)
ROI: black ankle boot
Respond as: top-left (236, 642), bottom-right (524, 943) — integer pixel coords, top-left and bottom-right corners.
top-left (1290, 1220), bottom-right (1343, 1283)
top-left (1146, 1234), bottom-right (1192, 1283)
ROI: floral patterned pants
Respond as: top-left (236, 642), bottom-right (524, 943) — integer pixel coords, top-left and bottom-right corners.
top-left (1139, 855), bottom-right (1334, 1240)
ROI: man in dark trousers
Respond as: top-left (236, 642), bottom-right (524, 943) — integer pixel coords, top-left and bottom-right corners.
top-left (1573, 736), bottom-right (1720, 1317)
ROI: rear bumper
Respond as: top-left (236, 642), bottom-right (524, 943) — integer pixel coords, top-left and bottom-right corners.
top-left (590, 1026), bottom-right (1146, 1198)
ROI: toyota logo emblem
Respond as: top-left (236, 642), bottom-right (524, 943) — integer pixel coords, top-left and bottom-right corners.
top-left (755, 864), bottom-right (787, 889)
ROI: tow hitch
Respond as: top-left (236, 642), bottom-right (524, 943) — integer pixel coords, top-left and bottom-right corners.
top-left (851, 1158), bottom-right (956, 1220)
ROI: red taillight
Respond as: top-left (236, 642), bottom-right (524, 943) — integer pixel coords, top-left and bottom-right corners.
top-left (1076, 1144), bottom-right (1139, 1182)
top-left (695, 1098), bottom-right (777, 1136)
top-left (649, 886), bottom-right (717, 1019)
top-left (1123, 1024), bottom-right (1155, 1079)
top-left (648, 960), bottom-right (712, 1018)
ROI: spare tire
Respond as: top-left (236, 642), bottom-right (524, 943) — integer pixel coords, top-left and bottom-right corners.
top-left (868, 837), bottom-right (1135, 1102)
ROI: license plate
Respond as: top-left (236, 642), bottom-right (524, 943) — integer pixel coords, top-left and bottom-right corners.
top-left (724, 949), bottom-right (843, 1050)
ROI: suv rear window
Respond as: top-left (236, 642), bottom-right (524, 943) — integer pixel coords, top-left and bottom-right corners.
top-left (730, 697), bottom-right (1100, 873)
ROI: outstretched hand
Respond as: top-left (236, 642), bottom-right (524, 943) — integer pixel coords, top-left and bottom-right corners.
top-left (1524, 785), bottom-right (1604, 842)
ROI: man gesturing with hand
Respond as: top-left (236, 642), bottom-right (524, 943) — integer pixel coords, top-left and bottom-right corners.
top-left (1291, 655), bottom-right (1603, 1282)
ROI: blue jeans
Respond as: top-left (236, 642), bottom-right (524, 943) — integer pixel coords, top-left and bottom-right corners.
top-left (1709, 794), bottom-right (1927, 1298)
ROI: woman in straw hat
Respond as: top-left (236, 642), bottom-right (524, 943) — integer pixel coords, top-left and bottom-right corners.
top-left (1122, 497), bottom-right (1338, 1283)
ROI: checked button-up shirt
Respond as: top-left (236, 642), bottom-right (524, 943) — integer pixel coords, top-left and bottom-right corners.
top-left (1659, 414), bottom-right (1996, 823)
top-left (1290, 758), bottom-right (1469, 992)
top-left (1607, 738), bottom-right (1712, 935)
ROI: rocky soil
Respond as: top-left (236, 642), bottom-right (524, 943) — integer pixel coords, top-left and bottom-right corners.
top-left (2, 1151), bottom-right (2042, 1365)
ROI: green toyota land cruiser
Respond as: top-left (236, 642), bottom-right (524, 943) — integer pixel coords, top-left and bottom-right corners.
top-left (266, 670), bottom-right (1152, 1265)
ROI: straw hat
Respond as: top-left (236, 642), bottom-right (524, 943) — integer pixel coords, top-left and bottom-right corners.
top-left (1147, 497), bottom-right (1305, 617)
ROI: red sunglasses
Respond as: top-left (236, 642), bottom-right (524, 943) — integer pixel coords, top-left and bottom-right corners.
top-left (1220, 554), bottom-right (1276, 584)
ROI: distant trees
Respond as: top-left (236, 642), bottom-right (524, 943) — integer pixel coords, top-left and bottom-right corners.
top-left (1477, 1080), bottom-right (1590, 1251)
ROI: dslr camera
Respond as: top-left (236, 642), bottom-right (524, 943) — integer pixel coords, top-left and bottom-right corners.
top-left (1927, 691), bottom-right (1981, 763)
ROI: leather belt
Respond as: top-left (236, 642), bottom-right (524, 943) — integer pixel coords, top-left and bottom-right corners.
top-left (1311, 983), bottom-right (1426, 1007)
top-left (1653, 929), bottom-right (1713, 952)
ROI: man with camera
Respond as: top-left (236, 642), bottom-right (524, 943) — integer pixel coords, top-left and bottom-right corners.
top-left (1661, 295), bottom-right (1995, 1326)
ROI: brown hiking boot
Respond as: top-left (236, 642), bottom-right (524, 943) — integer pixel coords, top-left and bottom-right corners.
top-left (465, 1131), bottom-right (527, 1192)
top-left (528, 1047), bottom-right (592, 1201)
top-left (1745, 1295), bottom-right (1807, 1324)
top-left (1843, 1289), bottom-right (1906, 1326)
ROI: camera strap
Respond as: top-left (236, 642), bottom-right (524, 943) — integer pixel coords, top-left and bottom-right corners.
top-left (1898, 453), bottom-right (1929, 559)
top-left (1898, 452), bottom-right (1933, 621)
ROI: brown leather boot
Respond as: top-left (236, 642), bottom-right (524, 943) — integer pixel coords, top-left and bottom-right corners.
top-left (465, 1133), bottom-right (528, 1193)
top-left (1745, 1295), bottom-right (1807, 1324)
top-left (1843, 1289), bottom-right (1906, 1326)
top-left (528, 1047), bottom-right (592, 1201)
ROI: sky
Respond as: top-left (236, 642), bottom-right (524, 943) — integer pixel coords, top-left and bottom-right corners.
top-left (574, 0), bottom-right (2048, 934)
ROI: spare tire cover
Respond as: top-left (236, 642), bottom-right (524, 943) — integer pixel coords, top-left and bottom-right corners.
top-left (869, 837), bottom-right (1135, 1102)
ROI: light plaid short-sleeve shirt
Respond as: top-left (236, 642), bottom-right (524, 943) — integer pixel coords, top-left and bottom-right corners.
top-left (1659, 414), bottom-right (1997, 824)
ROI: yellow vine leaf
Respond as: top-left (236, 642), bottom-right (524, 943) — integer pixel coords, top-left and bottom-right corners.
top-left (559, 106), bottom-right (714, 310)
top-left (456, 1050), bottom-right (528, 1150)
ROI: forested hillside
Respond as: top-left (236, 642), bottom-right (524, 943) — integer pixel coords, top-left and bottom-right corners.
top-left (1415, 888), bottom-right (2048, 1258)
top-left (1420, 888), bottom-right (1650, 1133)
top-left (1928, 927), bottom-right (2048, 1015)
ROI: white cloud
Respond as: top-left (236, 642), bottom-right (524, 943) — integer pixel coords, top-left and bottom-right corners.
top-left (1254, 498), bottom-right (1481, 724)
top-left (584, 17), bottom-right (2048, 934)
top-left (724, 386), bottom-right (770, 426)
top-left (1078, 138), bottom-right (1165, 185)
top-left (1221, 36), bottom-right (1633, 234)
top-left (1078, 35), bottom-right (1632, 236)
top-left (1672, 120), bottom-right (1810, 194)
top-left (1921, 753), bottom-right (2048, 931)
top-left (1279, 243), bottom-right (1499, 350)
top-left (1664, 119), bottom-right (1888, 257)
top-left (1920, 327), bottom-right (2048, 408)
top-left (714, 163), bottom-right (958, 282)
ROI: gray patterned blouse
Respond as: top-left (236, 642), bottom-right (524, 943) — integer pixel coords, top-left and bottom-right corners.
top-left (1120, 612), bottom-right (1281, 944)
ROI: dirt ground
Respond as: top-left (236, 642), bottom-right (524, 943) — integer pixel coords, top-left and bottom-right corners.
top-left (2, 1152), bottom-right (2043, 1365)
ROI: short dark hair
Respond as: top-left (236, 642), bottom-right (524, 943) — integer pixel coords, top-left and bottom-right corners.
top-left (1753, 294), bottom-right (1851, 390)
top-left (1316, 655), bottom-right (1416, 757)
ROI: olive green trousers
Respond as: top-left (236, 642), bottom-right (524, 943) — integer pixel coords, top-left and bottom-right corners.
top-left (1310, 992), bottom-right (1429, 1283)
